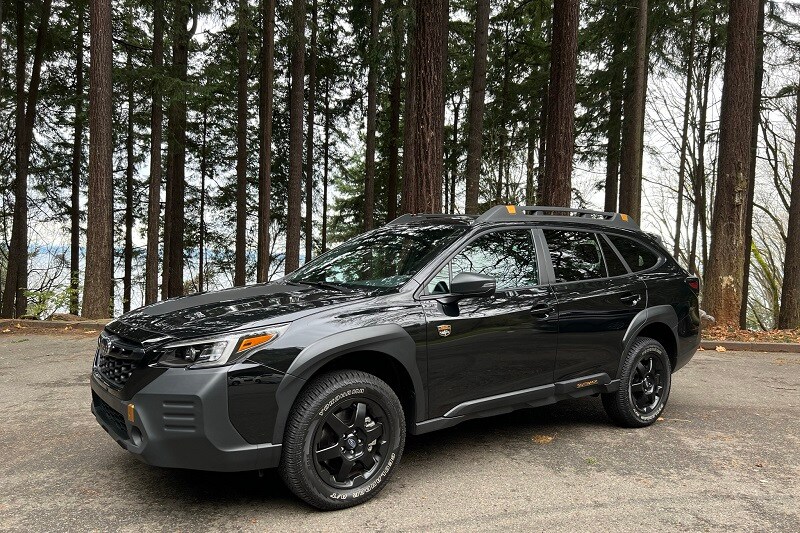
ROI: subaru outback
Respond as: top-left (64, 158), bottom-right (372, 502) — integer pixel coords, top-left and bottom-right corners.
top-left (90, 205), bottom-right (700, 509)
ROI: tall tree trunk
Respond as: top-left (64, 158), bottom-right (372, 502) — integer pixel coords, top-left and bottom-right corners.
top-left (322, 77), bottom-right (330, 252)
top-left (496, 25), bottom-right (511, 204)
top-left (145, 0), bottom-right (164, 305)
top-left (689, 17), bottom-right (716, 275)
top-left (739, 0), bottom-right (766, 328)
top-left (199, 109), bottom-right (208, 292)
top-left (69, 2), bottom-right (85, 315)
top-left (123, 44), bottom-right (134, 313)
top-left (673, 0), bottom-right (699, 260)
top-left (449, 92), bottom-right (462, 213)
top-left (703, 0), bottom-right (759, 329)
top-left (401, 0), bottom-right (446, 214)
top-left (778, 76), bottom-right (800, 329)
top-left (3, 0), bottom-right (51, 317)
top-left (163, 0), bottom-right (193, 297)
top-left (386, 0), bottom-right (403, 222)
top-left (234, 0), bottom-right (248, 286)
top-left (464, 0), bottom-right (489, 214)
top-left (285, 0), bottom-right (306, 273)
top-left (618, 0), bottom-right (649, 223)
top-left (305, 0), bottom-right (318, 256)
top-left (604, 3), bottom-right (625, 212)
top-left (257, 0), bottom-right (275, 282)
top-left (364, 0), bottom-right (380, 229)
top-left (3, 0), bottom-right (24, 317)
top-left (83, 0), bottom-right (113, 318)
top-left (541, 0), bottom-right (578, 207)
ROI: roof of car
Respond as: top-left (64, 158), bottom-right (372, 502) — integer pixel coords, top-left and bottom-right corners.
top-left (388, 205), bottom-right (640, 231)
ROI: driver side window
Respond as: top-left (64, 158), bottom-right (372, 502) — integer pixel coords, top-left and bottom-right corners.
top-left (427, 229), bottom-right (539, 293)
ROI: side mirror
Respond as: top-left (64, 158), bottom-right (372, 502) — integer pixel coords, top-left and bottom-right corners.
top-left (450, 272), bottom-right (496, 298)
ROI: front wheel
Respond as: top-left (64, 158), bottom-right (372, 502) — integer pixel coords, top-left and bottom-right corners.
top-left (279, 370), bottom-right (405, 510)
top-left (602, 336), bottom-right (672, 428)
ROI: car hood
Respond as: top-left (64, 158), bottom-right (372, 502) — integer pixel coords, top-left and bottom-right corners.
top-left (107, 282), bottom-right (372, 343)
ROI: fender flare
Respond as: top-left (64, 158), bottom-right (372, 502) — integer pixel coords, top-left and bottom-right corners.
top-left (271, 324), bottom-right (424, 443)
top-left (617, 305), bottom-right (679, 378)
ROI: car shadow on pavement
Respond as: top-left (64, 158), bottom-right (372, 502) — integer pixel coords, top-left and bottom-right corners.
top-left (113, 397), bottom-right (610, 510)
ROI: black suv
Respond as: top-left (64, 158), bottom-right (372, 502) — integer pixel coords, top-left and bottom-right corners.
top-left (91, 205), bottom-right (700, 509)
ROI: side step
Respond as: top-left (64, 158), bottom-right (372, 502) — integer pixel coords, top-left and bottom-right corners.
top-left (412, 373), bottom-right (618, 435)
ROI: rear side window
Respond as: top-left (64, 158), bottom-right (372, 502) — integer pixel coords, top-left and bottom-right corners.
top-left (599, 236), bottom-right (629, 276)
top-left (607, 235), bottom-right (659, 272)
top-left (543, 230), bottom-right (606, 282)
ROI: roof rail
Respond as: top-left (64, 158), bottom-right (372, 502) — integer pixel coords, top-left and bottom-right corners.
top-left (387, 213), bottom-right (475, 225)
top-left (475, 205), bottom-right (639, 229)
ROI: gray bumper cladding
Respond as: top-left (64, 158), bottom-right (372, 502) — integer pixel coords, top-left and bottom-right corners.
top-left (91, 367), bottom-right (281, 472)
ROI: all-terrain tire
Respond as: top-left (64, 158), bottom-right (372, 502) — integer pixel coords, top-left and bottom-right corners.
top-left (279, 370), bottom-right (405, 510)
top-left (602, 336), bottom-right (672, 428)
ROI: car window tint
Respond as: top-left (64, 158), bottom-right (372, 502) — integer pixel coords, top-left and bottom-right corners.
top-left (607, 235), bottom-right (659, 272)
top-left (446, 229), bottom-right (538, 291)
top-left (599, 235), bottom-right (629, 276)
top-left (543, 230), bottom-right (606, 282)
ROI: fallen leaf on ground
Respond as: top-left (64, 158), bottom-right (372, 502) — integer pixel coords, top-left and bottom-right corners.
top-left (531, 434), bottom-right (554, 444)
top-left (715, 345), bottom-right (727, 352)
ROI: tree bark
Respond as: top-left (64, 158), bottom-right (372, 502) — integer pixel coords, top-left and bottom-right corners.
top-left (285, 0), bottom-right (306, 273)
top-left (777, 78), bottom-right (800, 328)
top-left (673, 0), bottom-right (699, 260)
top-left (123, 43), bottom-right (134, 313)
top-left (618, 0), bottom-right (649, 223)
top-left (145, 0), bottom-right (164, 305)
top-left (604, 2), bottom-right (625, 212)
top-left (257, 0), bottom-right (275, 282)
top-left (739, 0), bottom-right (766, 327)
top-left (364, 0), bottom-right (380, 229)
top-left (322, 77), bottom-right (330, 252)
top-left (540, 0), bottom-right (578, 208)
top-left (234, 0), bottom-right (248, 286)
top-left (82, 0), bottom-right (114, 318)
top-left (401, 0), bottom-right (446, 214)
top-left (69, 2), bottom-right (85, 315)
top-left (3, 0), bottom-right (51, 317)
top-left (199, 109), bottom-right (208, 292)
top-left (703, 0), bottom-right (759, 329)
top-left (163, 0), bottom-right (193, 298)
top-left (463, 0), bottom-right (489, 215)
top-left (386, 0), bottom-right (403, 222)
top-left (305, 0), bottom-right (318, 256)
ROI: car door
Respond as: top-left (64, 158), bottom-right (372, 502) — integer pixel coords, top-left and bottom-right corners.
top-left (541, 228), bottom-right (647, 381)
top-left (422, 227), bottom-right (558, 418)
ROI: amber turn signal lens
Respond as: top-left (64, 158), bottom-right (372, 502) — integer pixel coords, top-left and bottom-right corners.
top-left (506, 205), bottom-right (516, 214)
top-left (620, 213), bottom-right (629, 221)
top-left (237, 333), bottom-right (277, 353)
top-left (127, 403), bottom-right (135, 423)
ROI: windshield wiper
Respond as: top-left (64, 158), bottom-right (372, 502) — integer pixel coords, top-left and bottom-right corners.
top-left (289, 279), bottom-right (354, 292)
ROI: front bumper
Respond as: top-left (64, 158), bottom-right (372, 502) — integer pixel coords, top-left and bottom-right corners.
top-left (91, 367), bottom-right (281, 472)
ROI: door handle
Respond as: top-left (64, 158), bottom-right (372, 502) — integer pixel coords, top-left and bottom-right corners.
top-left (530, 303), bottom-right (553, 317)
top-left (620, 292), bottom-right (642, 306)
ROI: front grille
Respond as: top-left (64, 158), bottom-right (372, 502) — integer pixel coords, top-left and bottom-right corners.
top-left (93, 393), bottom-right (129, 440)
top-left (94, 331), bottom-right (146, 388)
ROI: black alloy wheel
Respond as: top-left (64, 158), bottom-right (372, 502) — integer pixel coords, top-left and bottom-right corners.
top-left (312, 399), bottom-right (391, 489)
top-left (602, 336), bottom-right (672, 427)
top-left (279, 370), bottom-right (405, 510)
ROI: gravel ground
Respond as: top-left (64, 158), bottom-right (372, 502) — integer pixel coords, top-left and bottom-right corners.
top-left (0, 333), bottom-right (798, 532)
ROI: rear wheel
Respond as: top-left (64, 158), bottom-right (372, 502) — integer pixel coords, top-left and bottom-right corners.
top-left (602, 336), bottom-right (672, 427)
top-left (279, 370), bottom-right (405, 510)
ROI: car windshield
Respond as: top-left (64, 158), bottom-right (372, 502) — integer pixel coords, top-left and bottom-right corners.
top-left (286, 224), bottom-right (468, 290)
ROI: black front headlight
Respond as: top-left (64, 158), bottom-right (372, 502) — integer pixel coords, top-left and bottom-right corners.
top-left (156, 324), bottom-right (289, 369)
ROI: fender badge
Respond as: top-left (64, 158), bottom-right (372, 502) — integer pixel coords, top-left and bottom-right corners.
top-left (437, 325), bottom-right (451, 337)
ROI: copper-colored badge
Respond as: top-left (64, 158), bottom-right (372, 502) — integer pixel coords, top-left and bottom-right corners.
top-left (437, 325), bottom-right (451, 337)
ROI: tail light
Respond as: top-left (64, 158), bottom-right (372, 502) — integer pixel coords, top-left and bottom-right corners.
top-left (686, 276), bottom-right (700, 294)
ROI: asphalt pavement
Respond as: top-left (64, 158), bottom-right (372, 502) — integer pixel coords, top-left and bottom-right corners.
top-left (1, 332), bottom-right (798, 532)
